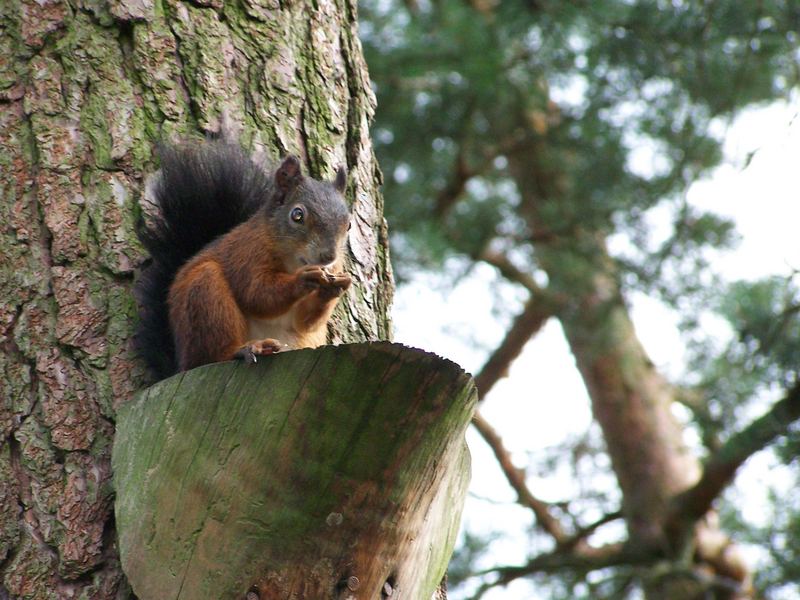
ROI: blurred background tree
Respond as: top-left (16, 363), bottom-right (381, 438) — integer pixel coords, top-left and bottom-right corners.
top-left (360, 1), bottom-right (800, 598)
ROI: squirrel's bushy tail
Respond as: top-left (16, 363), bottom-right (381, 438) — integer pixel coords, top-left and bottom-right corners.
top-left (135, 140), bottom-right (273, 380)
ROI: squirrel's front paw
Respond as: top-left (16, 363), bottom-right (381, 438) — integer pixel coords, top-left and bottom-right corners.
top-left (297, 266), bottom-right (351, 295)
top-left (317, 271), bottom-right (352, 298)
top-left (234, 338), bottom-right (284, 364)
top-left (297, 265), bottom-right (329, 288)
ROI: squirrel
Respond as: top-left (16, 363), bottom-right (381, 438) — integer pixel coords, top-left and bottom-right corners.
top-left (134, 138), bottom-right (352, 380)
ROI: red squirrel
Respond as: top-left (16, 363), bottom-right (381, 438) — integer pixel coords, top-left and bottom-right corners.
top-left (135, 138), bottom-right (351, 380)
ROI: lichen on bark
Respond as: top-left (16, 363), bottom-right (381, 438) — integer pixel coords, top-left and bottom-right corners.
top-left (0, 0), bottom-right (392, 596)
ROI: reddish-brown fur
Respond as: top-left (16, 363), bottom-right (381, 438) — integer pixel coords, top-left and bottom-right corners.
top-left (168, 213), bottom-right (350, 372)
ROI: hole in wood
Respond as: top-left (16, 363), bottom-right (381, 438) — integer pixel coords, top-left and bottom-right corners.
top-left (245, 587), bottom-right (260, 600)
top-left (382, 574), bottom-right (397, 597)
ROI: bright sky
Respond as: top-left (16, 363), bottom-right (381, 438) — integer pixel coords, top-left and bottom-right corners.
top-left (392, 97), bottom-right (800, 599)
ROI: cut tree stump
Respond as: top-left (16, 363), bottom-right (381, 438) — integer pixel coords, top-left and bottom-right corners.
top-left (112, 342), bottom-right (477, 599)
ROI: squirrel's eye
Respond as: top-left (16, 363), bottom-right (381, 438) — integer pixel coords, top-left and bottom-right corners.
top-left (290, 207), bottom-right (305, 224)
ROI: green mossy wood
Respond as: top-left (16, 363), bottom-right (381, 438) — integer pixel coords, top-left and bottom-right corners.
top-left (113, 342), bottom-right (476, 599)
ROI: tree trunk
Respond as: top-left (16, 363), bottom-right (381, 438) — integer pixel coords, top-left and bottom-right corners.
top-left (0, 1), bottom-right (391, 597)
top-left (509, 152), bottom-right (750, 599)
top-left (552, 247), bottom-right (755, 599)
top-left (553, 242), bottom-right (700, 547)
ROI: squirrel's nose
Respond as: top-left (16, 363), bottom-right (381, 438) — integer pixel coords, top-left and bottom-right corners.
top-left (318, 252), bottom-right (335, 266)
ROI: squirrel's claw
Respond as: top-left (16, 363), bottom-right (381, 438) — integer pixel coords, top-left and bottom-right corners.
top-left (327, 272), bottom-right (352, 288)
top-left (317, 273), bottom-right (352, 299)
top-left (234, 339), bottom-right (284, 364)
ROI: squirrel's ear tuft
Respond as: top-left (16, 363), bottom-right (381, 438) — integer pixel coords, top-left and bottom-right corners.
top-left (275, 156), bottom-right (303, 195)
top-left (334, 165), bottom-right (347, 193)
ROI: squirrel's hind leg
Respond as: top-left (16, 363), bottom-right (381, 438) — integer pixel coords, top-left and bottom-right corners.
top-left (169, 260), bottom-right (248, 371)
top-left (233, 338), bottom-right (285, 364)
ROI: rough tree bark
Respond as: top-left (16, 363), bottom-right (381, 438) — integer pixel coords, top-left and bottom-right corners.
top-left (0, 0), bottom-right (392, 597)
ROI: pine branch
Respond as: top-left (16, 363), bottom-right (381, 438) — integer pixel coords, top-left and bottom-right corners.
top-left (470, 542), bottom-right (644, 598)
top-left (478, 248), bottom-right (544, 295)
top-left (472, 412), bottom-right (567, 542)
top-left (558, 510), bottom-right (624, 551)
top-left (671, 381), bottom-right (800, 524)
top-left (434, 148), bottom-right (479, 217)
top-left (473, 296), bottom-right (554, 396)
top-left (434, 131), bottom-right (529, 218)
top-left (468, 257), bottom-right (567, 539)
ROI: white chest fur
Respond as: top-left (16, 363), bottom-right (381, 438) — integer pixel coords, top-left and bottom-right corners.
top-left (246, 311), bottom-right (299, 348)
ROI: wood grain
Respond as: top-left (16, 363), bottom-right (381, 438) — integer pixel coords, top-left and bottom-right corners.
top-left (113, 342), bottom-right (476, 599)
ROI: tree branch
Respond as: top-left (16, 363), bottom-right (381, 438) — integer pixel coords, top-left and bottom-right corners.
top-left (558, 510), bottom-right (624, 551)
top-left (471, 541), bottom-right (647, 598)
top-left (470, 248), bottom-right (565, 397)
top-left (472, 412), bottom-right (567, 542)
top-left (434, 148), bottom-right (479, 218)
top-left (671, 381), bottom-right (800, 523)
top-left (673, 385), bottom-right (723, 453)
top-left (478, 248), bottom-right (544, 295)
top-left (468, 259), bottom-right (568, 539)
top-left (434, 130), bottom-right (529, 218)
top-left (473, 295), bottom-right (553, 396)
top-left (478, 247), bottom-right (570, 302)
